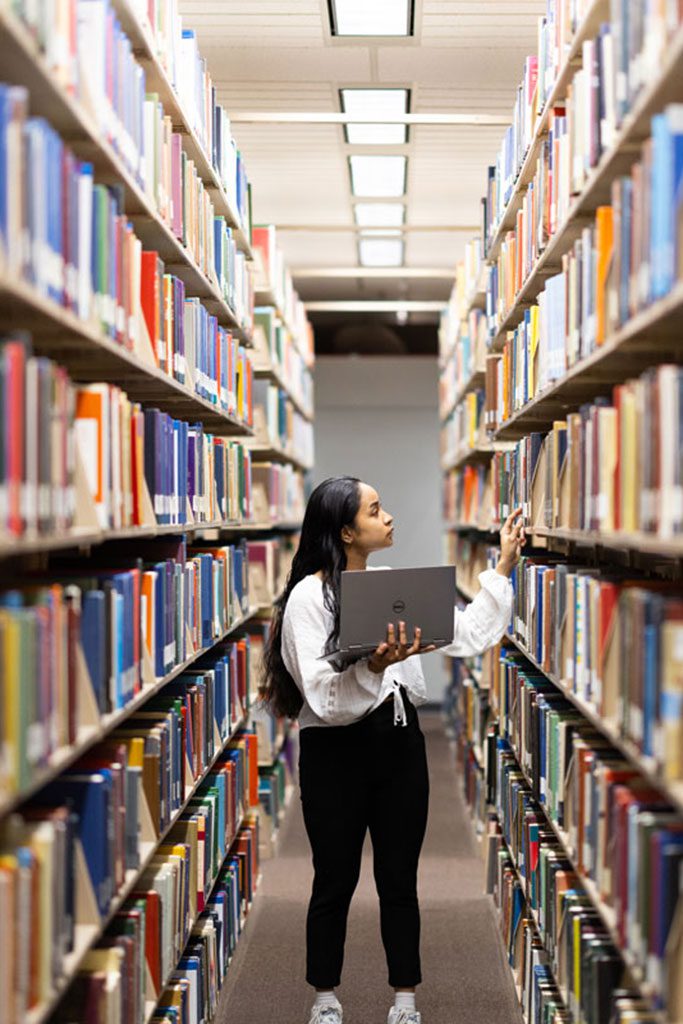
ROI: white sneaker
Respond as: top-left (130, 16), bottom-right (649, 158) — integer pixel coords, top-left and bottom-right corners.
top-left (308, 1002), bottom-right (343, 1024)
top-left (387, 1009), bottom-right (421, 1024)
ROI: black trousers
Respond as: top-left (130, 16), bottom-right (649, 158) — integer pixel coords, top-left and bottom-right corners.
top-left (299, 689), bottom-right (430, 989)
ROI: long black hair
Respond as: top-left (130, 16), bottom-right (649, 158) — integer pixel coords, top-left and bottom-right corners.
top-left (261, 475), bottom-right (362, 717)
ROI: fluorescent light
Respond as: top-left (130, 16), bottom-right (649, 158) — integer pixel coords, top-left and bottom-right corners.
top-left (341, 88), bottom-right (409, 144)
top-left (354, 203), bottom-right (405, 227)
top-left (360, 228), bottom-right (402, 237)
top-left (349, 155), bottom-right (407, 197)
top-left (346, 123), bottom-right (407, 144)
top-left (330, 0), bottom-right (413, 36)
top-left (341, 89), bottom-right (408, 118)
top-left (358, 238), bottom-right (404, 267)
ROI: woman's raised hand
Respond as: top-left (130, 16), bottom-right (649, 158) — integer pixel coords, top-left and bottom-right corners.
top-left (497, 506), bottom-right (526, 576)
top-left (367, 621), bottom-right (436, 674)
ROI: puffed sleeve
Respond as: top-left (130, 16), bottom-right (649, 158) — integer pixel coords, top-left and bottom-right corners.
top-left (281, 583), bottom-right (385, 725)
top-left (442, 569), bottom-right (512, 657)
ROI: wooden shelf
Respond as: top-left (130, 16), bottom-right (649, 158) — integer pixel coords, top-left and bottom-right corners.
top-left (444, 520), bottom-right (498, 535)
top-left (247, 442), bottom-right (313, 472)
top-left (217, 519), bottom-right (303, 534)
top-left (0, 7), bottom-right (250, 341)
top-left (0, 517), bottom-right (266, 562)
top-left (111, 0), bottom-right (252, 259)
top-left (442, 440), bottom-right (510, 473)
top-left (26, 716), bottom-right (250, 1024)
top-left (0, 273), bottom-right (254, 436)
top-left (493, 280), bottom-right (683, 438)
top-left (254, 362), bottom-right (314, 422)
top-left (489, 20), bottom-right (683, 353)
top-left (485, 0), bottom-right (609, 262)
top-left (0, 605), bottom-right (259, 821)
top-left (447, 518), bottom-right (683, 561)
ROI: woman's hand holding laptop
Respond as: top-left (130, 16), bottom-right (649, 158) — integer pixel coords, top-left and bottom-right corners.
top-left (368, 622), bottom-right (436, 674)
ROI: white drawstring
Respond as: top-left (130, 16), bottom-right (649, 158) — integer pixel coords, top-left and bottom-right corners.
top-left (393, 684), bottom-right (407, 726)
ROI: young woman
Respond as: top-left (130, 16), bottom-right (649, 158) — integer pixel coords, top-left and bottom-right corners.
top-left (262, 476), bottom-right (524, 1024)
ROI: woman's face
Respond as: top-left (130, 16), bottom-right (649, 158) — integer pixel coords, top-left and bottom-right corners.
top-left (343, 482), bottom-right (394, 554)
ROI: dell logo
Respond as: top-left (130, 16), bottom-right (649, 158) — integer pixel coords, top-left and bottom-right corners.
top-left (393, 599), bottom-right (406, 614)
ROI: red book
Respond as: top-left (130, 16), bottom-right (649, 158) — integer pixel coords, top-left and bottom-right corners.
top-left (140, 251), bottom-right (161, 366)
top-left (132, 889), bottom-right (162, 994)
top-left (245, 732), bottom-right (259, 807)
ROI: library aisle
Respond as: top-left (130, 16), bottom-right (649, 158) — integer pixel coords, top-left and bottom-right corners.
top-left (216, 713), bottom-right (521, 1024)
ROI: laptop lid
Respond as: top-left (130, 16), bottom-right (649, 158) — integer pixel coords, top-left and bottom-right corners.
top-left (338, 565), bottom-right (456, 653)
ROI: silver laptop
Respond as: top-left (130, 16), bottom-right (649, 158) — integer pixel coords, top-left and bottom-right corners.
top-left (321, 565), bottom-right (456, 663)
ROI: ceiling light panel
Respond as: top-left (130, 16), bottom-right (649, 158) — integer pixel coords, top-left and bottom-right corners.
top-left (358, 238), bottom-right (404, 266)
top-left (353, 203), bottom-right (405, 227)
top-left (349, 155), bottom-right (407, 197)
top-left (329, 0), bottom-right (413, 37)
top-left (341, 88), bottom-right (409, 144)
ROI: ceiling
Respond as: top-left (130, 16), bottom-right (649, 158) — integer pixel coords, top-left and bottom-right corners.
top-left (178, 0), bottom-right (545, 330)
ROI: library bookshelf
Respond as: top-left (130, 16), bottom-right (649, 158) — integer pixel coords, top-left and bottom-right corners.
top-left (440, 5), bottom-right (683, 1023)
top-left (0, 4), bottom-right (313, 1021)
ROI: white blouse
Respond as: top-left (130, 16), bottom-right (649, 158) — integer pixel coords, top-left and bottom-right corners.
top-left (281, 567), bottom-right (513, 729)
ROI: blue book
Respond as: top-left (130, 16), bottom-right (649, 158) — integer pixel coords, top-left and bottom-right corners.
top-left (42, 772), bottom-right (113, 917)
top-left (199, 553), bottom-right (213, 647)
top-left (82, 589), bottom-right (107, 713)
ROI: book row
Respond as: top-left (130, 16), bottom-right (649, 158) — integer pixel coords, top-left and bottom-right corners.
top-left (141, 256), bottom-right (254, 400)
top-left (0, 84), bottom-right (253, 336)
top-left (448, 658), bottom-right (683, 1022)
top-left (250, 463), bottom-right (307, 527)
top-left (488, 105), bottom-right (683, 405)
top-left (483, 0), bottom-right (681, 256)
top-left (440, 389), bottom-right (486, 467)
top-left (253, 307), bottom-right (315, 418)
top-left (8, 0), bottom-right (251, 236)
top-left (244, 537), bottom-right (297, 609)
top-left (0, 722), bottom-right (258, 1024)
top-left (148, 820), bottom-right (259, 1024)
top-left (488, 360), bottom-right (683, 537)
top-left (252, 226), bottom-right (315, 367)
top-left (438, 240), bottom-right (486, 364)
top-left (252, 380), bottom-right (315, 468)
top-left (438, 307), bottom-right (486, 419)
top-left (500, 551), bottom-right (683, 784)
top-left (0, 336), bottom-right (257, 538)
top-left (492, 680), bottom-right (683, 1019)
top-left (442, 462), bottom-right (491, 530)
top-left (0, 539), bottom-right (255, 797)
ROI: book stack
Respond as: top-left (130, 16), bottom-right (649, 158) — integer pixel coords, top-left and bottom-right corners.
top-left (0, 5), bottom-right (314, 1022)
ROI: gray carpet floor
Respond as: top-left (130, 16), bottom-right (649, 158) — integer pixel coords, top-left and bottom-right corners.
top-left (217, 712), bottom-right (522, 1024)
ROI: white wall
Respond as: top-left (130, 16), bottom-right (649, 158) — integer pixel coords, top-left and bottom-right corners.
top-left (312, 355), bottom-right (449, 702)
